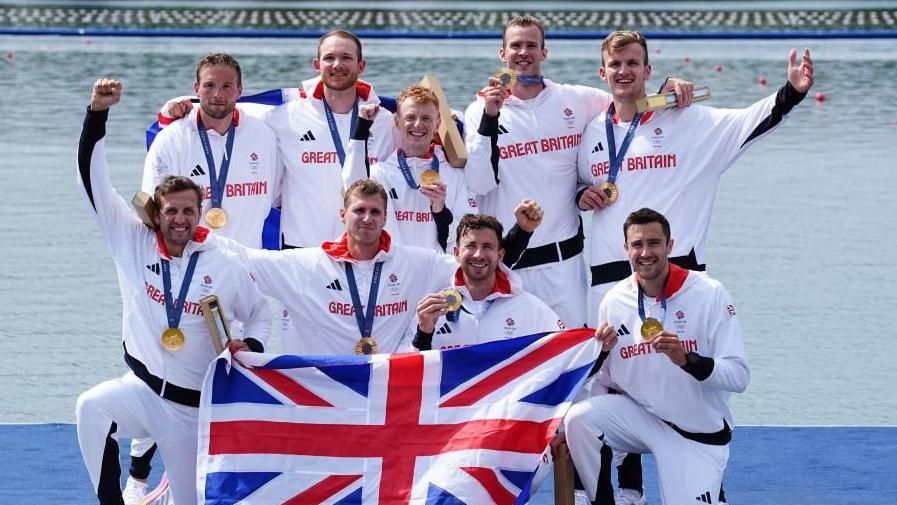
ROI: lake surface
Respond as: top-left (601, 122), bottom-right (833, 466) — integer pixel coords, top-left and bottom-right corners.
top-left (0, 35), bottom-right (895, 428)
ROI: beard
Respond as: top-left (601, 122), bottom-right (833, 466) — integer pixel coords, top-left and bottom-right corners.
top-left (200, 101), bottom-right (235, 121)
top-left (322, 71), bottom-right (359, 92)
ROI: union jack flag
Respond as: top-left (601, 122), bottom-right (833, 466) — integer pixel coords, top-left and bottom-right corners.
top-left (197, 329), bottom-right (598, 504)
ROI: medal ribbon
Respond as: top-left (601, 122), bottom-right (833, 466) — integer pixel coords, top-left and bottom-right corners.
top-left (322, 97), bottom-right (359, 166)
top-left (196, 115), bottom-right (236, 211)
top-left (396, 149), bottom-right (439, 190)
top-left (344, 262), bottom-right (383, 338)
top-left (604, 103), bottom-right (643, 186)
top-left (517, 75), bottom-right (544, 85)
top-left (637, 272), bottom-right (669, 326)
top-left (161, 252), bottom-right (200, 330)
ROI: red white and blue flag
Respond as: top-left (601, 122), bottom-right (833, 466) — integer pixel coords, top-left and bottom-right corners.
top-left (197, 329), bottom-right (598, 504)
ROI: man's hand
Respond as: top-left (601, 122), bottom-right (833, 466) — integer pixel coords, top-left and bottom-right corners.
top-left (166, 98), bottom-right (194, 120)
top-left (514, 199), bottom-right (543, 232)
top-left (661, 77), bottom-right (695, 108)
top-left (578, 185), bottom-right (613, 211)
top-left (420, 181), bottom-right (448, 213)
top-left (90, 79), bottom-right (122, 111)
top-left (787, 48), bottom-right (814, 93)
top-left (226, 339), bottom-right (250, 356)
top-left (594, 322), bottom-right (618, 352)
top-left (359, 103), bottom-right (381, 121)
top-left (416, 293), bottom-right (450, 334)
top-left (549, 432), bottom-right (569, 460)
top-left (651, 331), bottom-right (687, 366)
top-left (483, 77), bottom-right (506, 117)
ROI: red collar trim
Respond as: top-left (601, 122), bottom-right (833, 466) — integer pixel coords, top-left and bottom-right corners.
top-left (453, 266), bottom-right (512, 295)
top-left (612, 110), bottom-right (654, 125)
top-left (397, 143), bottom-right (437, 160)
top-left (155, 226), bottom-right (209, 260)
top-left (312, 79), bottom-right (373, 101)
top-left (196, 108), bottom-right (240, 129)
top-left (636, 263), bottom-right (689, 300)
top-left (322, 231), bottom-right (392, 260)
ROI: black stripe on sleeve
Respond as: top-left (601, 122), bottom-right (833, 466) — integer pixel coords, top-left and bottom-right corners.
top-left (477, 110), bottom-right (501, 184)
top-left (740, 81), bottom-right (807, 148)
top-left (77, 106), bottom-right (109, 211)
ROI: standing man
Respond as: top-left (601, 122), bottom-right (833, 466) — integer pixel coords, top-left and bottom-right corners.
top-left (579, 31), bottom-right (814, 310)
top-left (562, 208), bottom-right (749, 504)
top-left (144, 53), bottom-right (281, 248)
top-left (162, 31), bottom-right (397, 249)
top-left (76, 79), bottom-right (270, 505)
top-left (464, 16), bottom-right (693, 328)
top-left (344, 84), bottom-right (477, 252)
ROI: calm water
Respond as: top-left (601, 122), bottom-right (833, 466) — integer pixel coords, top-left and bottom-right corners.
top-left (0, 35), bottom-right (895, 427)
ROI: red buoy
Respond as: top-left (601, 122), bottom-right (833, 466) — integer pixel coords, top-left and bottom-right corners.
top-left (715, 64), bottom-right (723, 73)
top-left (757, 76), bottom-right (767, 86)
top-left (815, 92), bottom-right (826, 103)
top-left (4, 51), bottom-right (12, 61)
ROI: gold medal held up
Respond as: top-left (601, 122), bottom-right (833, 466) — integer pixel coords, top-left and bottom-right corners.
top-left (640, 318), bottom-right (663, 340)
top-left (161, 327), bottom-right (185, 351)
top-left (493, 68), bottom-right (517, 90)
top-left (419, 169), bottom-right (440, 186)
top-left (599, 181), bottom-right (619, 204)
top-left (355, 336), bottom-right (378, 355)
top-left (205, 207), bottom-right (228, 229)
top-left (440, 288), bottom-right (463, 311)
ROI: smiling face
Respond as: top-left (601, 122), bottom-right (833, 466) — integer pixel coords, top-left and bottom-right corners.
top-left (455, 227), bottom-right (505, 285)
top-left (314, 34), bottom-right (365, 92)
top-left (600, 42), bottom-right (652, 102)
top-left (396, 97), bottom-right (439, 156)
top-left (500, 25), bottom-right (547, 77)
top-left (194, 64), bottom-right (242, 121)
top-left (624, 221), bottom-right (673, 283)
top-left (154, 189), bottom-right (201, 256)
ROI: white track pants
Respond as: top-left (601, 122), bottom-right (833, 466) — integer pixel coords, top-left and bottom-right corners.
top-left (517, 254), bottom-right (588, 328)
top-left (76, 372), bottom-right (199, 505)
top-left (564, 394), bottom-right (727, 504)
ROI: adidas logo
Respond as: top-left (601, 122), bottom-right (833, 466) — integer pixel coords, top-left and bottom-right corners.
top-left (591, 142), bottom-right (604, 153)
top-left (617, 324), bottom-right (631, 336)
top-left (145, 263), bottom-right (160, 275)
top-left (326, 279), bottom-right (343, 291)
top-left (300, 130), bottom-right (316, 142)
top-left (435, 323), bottom-right (452, 335)
top-left (695, 491), bottom-right (713, 503)
top-left (497, 124), bottom-right (510, 135)
top-left (190, 164), bottom-right (206, 177)
top-left (388, 188), bottom-right (399, 200)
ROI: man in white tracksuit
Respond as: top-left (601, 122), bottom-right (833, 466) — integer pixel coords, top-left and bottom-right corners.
top-left (75, 79), bottom-right (269, 505)
top-left (131, 52), bottom-right (283, 503)
top-left (575, 30), bottom-right (813, 503)
top-left (464, 16), bottom-right (694, 329)
top-left (215, 179), bottom-right (459, 355)
top-left (344, 84), bottom-right (477, 252)
top-left (562, 208), bottom-right (749, 505)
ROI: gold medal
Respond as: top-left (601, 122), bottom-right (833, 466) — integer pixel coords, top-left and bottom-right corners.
top-left (355, 336), bottom-right (378, 355)
top-left (161, 327), bottom-right (185, 351)
top-left (440, 288), bottom-right (463, 311)
top-left (640, 318), bottom-right (664, 340)
top-left (419, 169), bottom-right (441, 186)
top-left (493, 67), bottom-right (517, 90)
top-left (599, 181), bottom-right (619, 204)
top-left (205, 207), bottom-right (228, 229)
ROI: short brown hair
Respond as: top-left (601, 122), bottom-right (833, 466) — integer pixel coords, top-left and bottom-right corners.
top-left (196, 52), bottom-right (242, 85)
top-left (503, 15), bottom-right (545, 49)
top-left (153, 176), bottom-right (203, 211)
top-left (344, 178), bottom-right (388, 210)
top-left (623, 208), bottom-right (670, 243)
top-left (601, 31), bottom-right (649, 66)
top-left (396, 84), bottom-right (439, 113)
top-left (318, 30), bottom-right (363, 61)
top-left (456, 214), bottom-right (504, 247)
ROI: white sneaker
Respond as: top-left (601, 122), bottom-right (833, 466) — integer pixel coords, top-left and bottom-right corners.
top-left (122, 476), bottom-right (149, 505)
top-left (615, 488), bottom-right (647, 505)
top-left (573, 489), bottom-right (591, 505)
